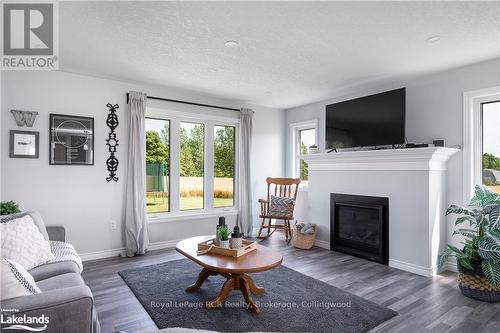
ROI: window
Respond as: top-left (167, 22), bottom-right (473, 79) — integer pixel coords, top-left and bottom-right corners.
top-left (463, 87), bottom-right (500, 202)
top-left (214, 125), bottom-right (235, 207)
top-left (145, 109), bottom-right (238, 219)
top-left (180, 122), bottom-right (205, 210)
top-left (290, 120), bottom-right (318, 185)
top-left (145, 118), bottom-right (170, 213)
top-left (298, 128), bottom-right (316, 182)
top-left (482, 101), bottom-right (500, 194)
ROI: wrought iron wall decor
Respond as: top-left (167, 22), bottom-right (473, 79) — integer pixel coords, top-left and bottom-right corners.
top-left (11, 110), bottom-right (38, 127)
top-left (105, 103), bottom-right (119, 182)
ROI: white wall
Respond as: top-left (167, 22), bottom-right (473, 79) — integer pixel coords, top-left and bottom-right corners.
top-left (1, 71), bottom-right (285, 259)
top-left (285, 58), bottom-right (500, 247)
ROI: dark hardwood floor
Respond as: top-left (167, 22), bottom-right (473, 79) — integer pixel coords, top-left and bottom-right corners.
top-left (82, 235), bottom-right (500, 333)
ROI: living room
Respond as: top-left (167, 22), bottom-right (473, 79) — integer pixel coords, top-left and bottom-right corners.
top-left (1, 1), bottom-right (499, 333)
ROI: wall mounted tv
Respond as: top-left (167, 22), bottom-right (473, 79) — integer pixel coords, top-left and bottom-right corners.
top-left (325, 88), bottom-right (406, 150)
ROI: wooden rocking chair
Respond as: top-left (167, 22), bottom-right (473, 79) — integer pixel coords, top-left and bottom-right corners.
top-left (257, 177), bottom-right (301, 242)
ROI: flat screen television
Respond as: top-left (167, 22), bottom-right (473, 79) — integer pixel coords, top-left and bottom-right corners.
top-left (325, 88), bottom-right (405, 149)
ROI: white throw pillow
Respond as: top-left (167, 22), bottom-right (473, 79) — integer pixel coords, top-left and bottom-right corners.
top-left (0, 215), bottom-right (54, 270)
top-left (1, 257), bottom-right (41, 300)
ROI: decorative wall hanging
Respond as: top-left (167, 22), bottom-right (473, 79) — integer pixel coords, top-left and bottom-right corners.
top-left (10, 130), bottom-right (39, 158)
top-left (11, 110), bottom-right (38, 127)
top-left (105, 103), bottom-right (119, 182)
top-left (49, 114), bottom-right (94, 165)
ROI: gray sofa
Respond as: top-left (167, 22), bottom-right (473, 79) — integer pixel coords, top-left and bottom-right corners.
top-left (2, 224), bottom-right (100, 333)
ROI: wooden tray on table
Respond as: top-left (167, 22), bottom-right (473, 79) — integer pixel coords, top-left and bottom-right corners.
top-left (197, 238), bottom-right (256, 258)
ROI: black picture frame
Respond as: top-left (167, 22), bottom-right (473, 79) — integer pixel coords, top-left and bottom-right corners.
top-left (49, 114), bottom-right (94, 165)
top-left (9, 130), bottom-right (39, 158)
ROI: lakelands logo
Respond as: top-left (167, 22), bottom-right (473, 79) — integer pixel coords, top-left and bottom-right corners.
top-left (2, 1), bottom-right (59, 70)
top-left (1, 313), bottom-right (49, 331)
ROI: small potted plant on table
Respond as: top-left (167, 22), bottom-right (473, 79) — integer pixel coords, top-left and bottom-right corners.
top-left (439, 185), bottom-right (500, 302)
top-left (217, 225), bottom-right (230, 249)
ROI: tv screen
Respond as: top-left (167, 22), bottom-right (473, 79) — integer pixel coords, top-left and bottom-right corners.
top-left (325, 88), bottom-right (405, 149)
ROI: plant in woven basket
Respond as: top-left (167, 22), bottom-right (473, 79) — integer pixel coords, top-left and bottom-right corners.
top-left (0, 201), bottom-right (20, 215)
top-left (438, 185), bottom-right (500, 287)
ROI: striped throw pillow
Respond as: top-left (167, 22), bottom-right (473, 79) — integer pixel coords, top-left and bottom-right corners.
top-left (268, 195), bottom-right (294, 217)
top-left (1, 257), bottom-right (41, 300)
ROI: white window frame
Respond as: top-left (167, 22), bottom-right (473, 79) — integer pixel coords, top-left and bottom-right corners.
top-left (290, 120), bottom-right (318, 183)
top-left (146, 107), bottom-right (240, 223)
top-left (463, 86), bottom-right (500, 204)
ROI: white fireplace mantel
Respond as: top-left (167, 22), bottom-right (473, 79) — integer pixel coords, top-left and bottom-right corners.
top-left (300, 147), bottom-right (460, 277)
top-left (301, 147), bottom-right (460, 171)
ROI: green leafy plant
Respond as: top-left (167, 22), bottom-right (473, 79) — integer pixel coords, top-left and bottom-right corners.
top-left (217, 225), bottom-right (230, 241)
top-left (439, 185), bottom-right (500, 286)
top-left (0, 201), bottom-right (20, 215)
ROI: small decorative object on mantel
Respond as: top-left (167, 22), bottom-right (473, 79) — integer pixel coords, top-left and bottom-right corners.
top-left (49, 114), bottom-right (94, 165)
top-left (105, 103), bottom-right (119, 182)
top-left (230, 225), bottom-right (243, 249)
top-left (9, 130), bottom-right (39, 159)
top-left (11, 110), bottom-right (38, 127)
top-left (438, 185), bottom-right (500, 302)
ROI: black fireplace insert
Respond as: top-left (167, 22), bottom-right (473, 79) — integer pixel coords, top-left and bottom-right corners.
top-left (330, 193), bottom-right (389, 264)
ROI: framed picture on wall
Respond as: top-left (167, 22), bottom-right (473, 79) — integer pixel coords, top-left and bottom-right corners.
top-left (49, 114), bottom-right (94, 165)
top-left (10, 130), bottom-right (39, 158)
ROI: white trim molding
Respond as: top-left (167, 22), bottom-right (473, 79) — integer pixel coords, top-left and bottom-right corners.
top-left (80, 247), bottom-right (126, 262)
top-left (389, 259), bottom-right (438, 277)
top-left (289, 119), bottom-right (319, 178)
top-left (313, 239), bottom-right (330, 250)
top-left (80, 239), bottom-right (182, 262)
top-left (463, 86), bottom-right (500, 204)
top-left (302, 147), bottom-right (459, 171)
top-left (148, 208), bottom-right (238, 224)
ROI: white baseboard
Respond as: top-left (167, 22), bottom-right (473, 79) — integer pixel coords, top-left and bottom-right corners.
top-left (445, 259), bottom-right (458, 273)
top-left (304, 239), bottom-right (436, 277)
top-left (148, 239), bottom-right (181, 251)
top-left (80, 239), bottom-right (181, 262)
top-left (313, 239), bottom-right (330, 249)
top-left (389, 259), bottom-right (437, 277)
top-left (80, 247), bottom-right (125, 262)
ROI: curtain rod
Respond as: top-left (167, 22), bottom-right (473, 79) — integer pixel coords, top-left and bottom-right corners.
top-left (126, 93), bottom-right (242, 112)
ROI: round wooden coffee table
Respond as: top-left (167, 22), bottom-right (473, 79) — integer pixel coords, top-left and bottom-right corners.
top-left (176, 235), bottom-right (283, 314)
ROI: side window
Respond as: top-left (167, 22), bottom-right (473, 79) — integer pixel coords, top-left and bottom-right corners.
top-left (145, 118), bottom-right (170, 213)
top-left (482, 101), bottom-right (500, 193)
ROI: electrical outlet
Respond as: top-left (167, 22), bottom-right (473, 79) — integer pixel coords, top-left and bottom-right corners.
top-left (110, 220), bottom-right (117, 230)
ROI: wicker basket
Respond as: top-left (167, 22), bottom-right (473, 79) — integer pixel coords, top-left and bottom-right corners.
top-left (292, 223), bottom-right (317, 250)
top-left (457, 262), bottom-right (500, 302)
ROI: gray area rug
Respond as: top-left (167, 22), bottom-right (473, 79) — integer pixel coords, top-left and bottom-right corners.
top-left (119, 259), bottom-right (397, 333)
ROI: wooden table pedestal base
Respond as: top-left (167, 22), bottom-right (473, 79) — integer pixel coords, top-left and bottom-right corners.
top-left (186, 268), bottom-right (265, 314)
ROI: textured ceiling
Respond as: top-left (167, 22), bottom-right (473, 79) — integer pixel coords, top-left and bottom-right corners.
top-left (60, 1), bottom-right (500, 109)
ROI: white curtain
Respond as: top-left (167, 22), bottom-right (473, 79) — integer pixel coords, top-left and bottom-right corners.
top-left (238, 108), bottom-right (253, 236)
top-left (124, 91), bottom-right (149, 256)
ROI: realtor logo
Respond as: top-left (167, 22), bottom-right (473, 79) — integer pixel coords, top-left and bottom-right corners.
top-left (2, 1), bottom-right (58, 70)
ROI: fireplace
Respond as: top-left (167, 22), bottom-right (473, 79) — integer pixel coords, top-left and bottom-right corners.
top-left (330, 193), bottom-right (389, 264)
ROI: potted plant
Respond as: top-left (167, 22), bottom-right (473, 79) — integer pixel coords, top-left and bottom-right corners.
top-left (309, 144), bottom-right (318, 154)
top-left (438, 185), bottom-right (500, 302)
top-left (0, 201), bottom-right (20, 215)
top-left (217, 225), bottom-right (230, 249)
